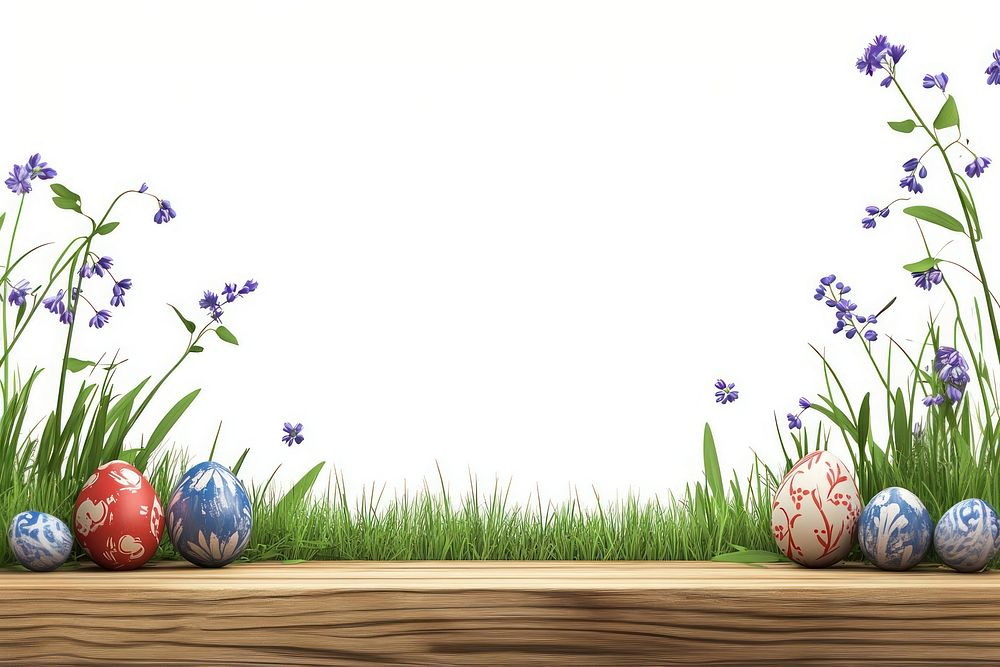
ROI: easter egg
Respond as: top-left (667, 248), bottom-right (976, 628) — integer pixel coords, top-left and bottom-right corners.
top-left (73, 460), bottom-right (164, 570)
top-left (771, 450), bottom-right (861, 567)
top-left (7, 511), bottom-right (73, 571)
top-left (934, 498), bottom-right (1000, 573)
top-left (167, 461), bottom-right (252, 567)
top-left (858, 487), bottom-right (932, 571)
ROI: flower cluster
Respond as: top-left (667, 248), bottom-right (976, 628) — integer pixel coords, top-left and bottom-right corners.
top-left (787, 397), bottom-right (811, 430)
top-left (199, 279), bottom-right (258, 322)
top-left (282, 422), bottom-right (305, 446)
top-left (861, 204), bottom-right (891, 229)
top-left (5, 154), bottom-right (56, 195)
top-left (856, 35), bottom-right (906, 86)
top-left (899, 157), bottom-right (927, 194)
top-left (714, 379), bottom-right (738, 405)
top-left (931, 346), bottom-right (971, 404)
top-left (814, 274), bottom-right (878, 342)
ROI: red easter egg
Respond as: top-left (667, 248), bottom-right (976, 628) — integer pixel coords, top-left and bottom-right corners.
top-left (73, 460), bottom-right (164, 570)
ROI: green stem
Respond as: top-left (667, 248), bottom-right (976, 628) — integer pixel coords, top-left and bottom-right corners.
top-left (2, 194), bottom-right (25, 403)
top-left (54, 237), bottom-right (93, 428)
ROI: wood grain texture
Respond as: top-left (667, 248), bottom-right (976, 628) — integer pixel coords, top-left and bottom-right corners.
top-left (2, 560), bottom-right (999, 665)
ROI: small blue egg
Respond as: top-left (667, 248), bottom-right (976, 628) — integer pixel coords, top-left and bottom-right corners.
top-left (934, 498), bottom-right (1000, 573)
top-left (167, 461), bottom-right (253, 567)
top-left (7, 511), bottom-right (74, 572)
top-left (858, 487), bottom-right (932, 570)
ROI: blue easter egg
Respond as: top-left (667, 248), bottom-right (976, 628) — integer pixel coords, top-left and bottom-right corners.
top-left (167, 461), bottom-right (253, 567)
top-left (934, 498), bottom-right (1000, 572)
top-left (858, 487), bottom-right (932, 571)
top-left (7, 511), bottom-right (74, 572)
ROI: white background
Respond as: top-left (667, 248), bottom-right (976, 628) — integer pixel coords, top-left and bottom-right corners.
top-left (3, 2), bottom-right (999, 504)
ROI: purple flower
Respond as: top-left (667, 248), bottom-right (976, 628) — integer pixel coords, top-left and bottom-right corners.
top-left (934, 346), bottom-right (971, 403)
top-left (282, 422), bottom-right (305, 446)
top-left (78, 263), bottom-right (93, 279)
top-left (714, 379), bottom-right (739, 405)
top-left (886, 43), bottom-right (906, 65)
top-left (923, 394), bottom-right (944, 407)
top-left (199, 291), bottom-right (220, 310)
top-left (820, 274), bottom-right (836, 286)
top-left (861, 204), bottom-right (891, 229)
top-left (986, 49), bottom-right (1000, 86)
top-left (222, 283), bottom-right (238, 303)
top-left (856, 35), bottom-right (890, 76)
top-left (60, 310), bottom-right (73, 325)
top-left (238, 279), bottom-right (258, 296)
top-left (900, 173), bottom-right (924, 194)
top-left (42, 289), bottom-right (66, 316)
top-left (154, 199), bottom-right (176, 224)
top-left (25, 154), bottom-right (56, 180)
top-left (817, 275), bottom-right (879, 342)
top-left (798, 397), bottom-right (811, 409)
top-left (91, 256), bottom-right (113, 278)
top-left (787, 413), bottom-right (803, 430)
top-left (88, 309), bottom-right (111, 329)
top-left (912, 267), bottom-right (944, 291)
top-left (110, 278), bottom-right (132, 308)
top-left (965, 157), bottom-right (992, 178)
top-left (922, 72), bottom-right (949, 92)
top-left (139, 182), bottom-right (148, 193)
top-left (7, 279), bottom-right (30, 307)
top-left (5, 165), bottom-right (31, 195)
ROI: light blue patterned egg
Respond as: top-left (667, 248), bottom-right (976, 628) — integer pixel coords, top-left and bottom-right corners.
top-left (934, 498), bottom-right (1000, 573)
top-left (858, 487), bottom-right (932, 571)
top-left (167, 461), bottom-right (253, 567)
top-left (7, 511), bottom-right (74, 572)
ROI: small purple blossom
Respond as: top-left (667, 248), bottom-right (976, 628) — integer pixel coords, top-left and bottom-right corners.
top-left (923, 394), bottom-right (945, 407)
top-left (856, 35), bottom-right (890, 76)
top-left (25, 154), bottom-right (56, 180)
top-left (986, 49), bottom-right (1000, 86)
top-left (900, 158), bottom-right (926, 194)
top-left (966, 156), bottom-right (992, 178)
top-left (88, 309), bottom-right (111, 329)
top-left (222, 283), bottom-right (238, 303)
top-left (5, 165), bottom-right (31, 195)
top-left (139, 182), bottom-right (148, 193)
top-left (282, 422), bottom-right (305, 446)
top-left (798, 397), bottom-right (811, 409)
top-left (42, 289), bottom-right (66, 316)
top-left (922, 72), bottom-right (949, 92)
top-left (154, 199), bottom-right (176, 224)
top-left (7, 279), bottom-right (30, 307)
top-left (199, 279), bottom-right (258, 322)
top-left (934, 346), bottom-right (971, 403)
top-left (91, 256), bottom-right (113, 278)
top-left (861, 204), bottom-right (891, 229)
top-left (110, 278), bottom-right (132, 308)
top-left (817, 275), bottom-right (879, 342)
top-left (238, 279), bottom-right (258, 296)
top-left (912, 267), bottom-right (944, 291)
top-left (60, 310), bottom-right (73, 325)
top-left (714, 379), bottom-right (739, 405)
top-left (787, 413), bottom-right (803, 430)
top-left (199, 291), bottom-right (220, 310)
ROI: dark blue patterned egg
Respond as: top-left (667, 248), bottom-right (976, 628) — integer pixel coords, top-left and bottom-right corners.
top-left (934, 498), bottom-right (1000, 573)
top-left (166, 461), bottom-right (253, 567)
top-left (7, 511), bottom-right (74, 571)
top-left (858, 487), bottom-right (932, 570)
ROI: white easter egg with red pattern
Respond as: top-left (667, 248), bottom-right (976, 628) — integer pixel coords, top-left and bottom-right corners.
top-left (73, 460), bottom-right (164, 570)
top-left (771, 451), bottom-right (861, 567)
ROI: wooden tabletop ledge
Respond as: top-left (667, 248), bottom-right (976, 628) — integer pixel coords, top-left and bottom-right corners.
top-left (3, 561), bottom-right (998, 666)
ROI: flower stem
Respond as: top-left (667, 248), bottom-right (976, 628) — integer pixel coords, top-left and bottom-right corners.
top-left (1, 194), bottom-right (25, 404)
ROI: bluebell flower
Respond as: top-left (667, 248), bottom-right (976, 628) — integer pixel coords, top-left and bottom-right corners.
top-left (7, 279), bottom-right (30, 307)
top-left (60, 310), bottom-right (73, 325)
top-left (138, 182), bottom-right (148, 193)
top-left (787, 413), bottom-right (803, 430)
top-left (934, 346), bottom-right (971, 403)
top-left (820, 274), bottom-right (837, 286)
top-left (966, 157), bottom-right (991, 178)
top-left (714, 379), bottom-right (739, 405)
top-left (912, 267), bottom-right (943, 291)
top-left (922, 72), bottom-right (949, 92)
top-left (239, 279), bottom-right (258, 296)
top-left (42, 289), bottom-right (66, 316)
top-left (864, 330), bottom-right (878, 342)
top-left (5, 165), bottom-right (31, 195)
top-left (886, 43), bottom-right (906, 64)
top-left (199, 291), bottom-right (220, 310)
top-left (91, 256), bottom-right (113, 278)
top-left (986, 49), bottom-right (1000, 86)
top-left (856, 35), bottom-right (890, 76)
top-left (154, 199), bottom-right (176, 224)
top-left (861, 204), bottom-right (891, 229)
top-left (222, 283), bottom-right (238, 303)
top-left (25, 154), bottom-right (56, 180)
top-left (110, 278), bottom-right (132, 308)
top-left (88, 310), bottom-right (111, 329)
top-left (923, 394), bottom-right (944, 407)
top-left (282, 422), bottom-right (305, 446)
top-left (816, 275), bottom-right (879, 342)
top-left (78, 263), bottom-right (93, 279)
top-left (798, 397), bottom-right (811, 409)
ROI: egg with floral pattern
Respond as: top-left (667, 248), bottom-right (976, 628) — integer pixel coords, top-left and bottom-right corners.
top-left (858, 487), bottom-right (932, 571)
top-left (771, 450), bottom-right (861, 567)
top-left (7, 511), bottom-right (74, 571)
top-left (167, 461), bottom-right (252, 567)
top-left (934, 498), bottom-right (1000, 573)
top-left (73, 460), bottom-right (164, 570)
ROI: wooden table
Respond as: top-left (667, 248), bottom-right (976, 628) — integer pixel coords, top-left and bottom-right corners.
top-left (1, 560), bottom-right (996, 665)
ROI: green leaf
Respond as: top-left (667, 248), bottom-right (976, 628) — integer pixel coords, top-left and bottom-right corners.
top-left (14, 302), bottom-right (26, 329)
top-left (134, 388), bottom-right (201, 471)
top-left (893, 389), bottom-right (910, 456)
top-left (49, 183), bottom-right (79, 199)
top-left (903, 205), bottom-right (965, 233)
top-left (66, 358), bottom-right (95, 373)
top-left (215, 326), bottom-right (239, 345)
top-left (933, 95), bottom-right (960, 130)
top-left (903, 257), bottom-right (940, 273)
top-left (189, 345), bottom-right (204, 353)
top-left (275, 462), bottom-right (326, 513)
top-left (702, 423), bottom-right (724, 501)
top-left (887, 119), bottom-right (917, 133)
top-left (52, 196), bottom-right (81, 212)
top-left (96, 222), bottom-right (120, 235)
top-left (712, 550), bottom-right (784, 563)
top-left (857, 393), bottom-right (871, 453)
top-left (280, 559), bottom-right (307, 565)
top-left (169, 304), bottom-right (196, 334)
top-left (231, 447), bottom-right (250, 476)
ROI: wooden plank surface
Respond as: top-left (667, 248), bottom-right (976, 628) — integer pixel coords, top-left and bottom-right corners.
top-left (2, 560), bottom-right (998, 665)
